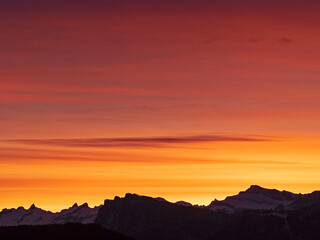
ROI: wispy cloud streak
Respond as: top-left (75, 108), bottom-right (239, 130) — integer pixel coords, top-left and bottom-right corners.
top-left (3, 134), bottom-right (273, 148)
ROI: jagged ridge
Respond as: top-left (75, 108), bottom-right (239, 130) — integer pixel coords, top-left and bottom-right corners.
top-left (0, 203), bottom-right (101, 226)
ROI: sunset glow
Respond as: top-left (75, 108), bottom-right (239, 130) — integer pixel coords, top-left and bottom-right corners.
top-left (1, 0), bottom-right (320, 211)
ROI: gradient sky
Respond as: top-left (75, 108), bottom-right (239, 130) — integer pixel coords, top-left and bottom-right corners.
top-left (1, 0), bottom-right (320, 211)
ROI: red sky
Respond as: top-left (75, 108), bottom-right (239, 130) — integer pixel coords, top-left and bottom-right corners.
top-left (1, 0), bottom-right (320, 211)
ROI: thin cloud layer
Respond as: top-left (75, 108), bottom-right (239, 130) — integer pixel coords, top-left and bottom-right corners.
top-left (5, 134), bottom-right (272, 148)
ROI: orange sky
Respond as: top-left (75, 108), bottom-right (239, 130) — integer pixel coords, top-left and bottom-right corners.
top-left (1, 0), bottom-right (320, 211)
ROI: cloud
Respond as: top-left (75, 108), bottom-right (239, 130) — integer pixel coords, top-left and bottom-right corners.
top-left (4, 134), bottom-right (273, 148)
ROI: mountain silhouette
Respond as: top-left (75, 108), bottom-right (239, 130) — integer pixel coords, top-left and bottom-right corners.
top-left (95, 193), bottom-right (290, 240)
top-left (2, 185), bottom-right (320, 240)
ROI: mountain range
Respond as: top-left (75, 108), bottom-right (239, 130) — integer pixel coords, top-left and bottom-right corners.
top-left (0, 202), bottom-right (100, 226)
top-left (1, 185), bottom-right (320, 240)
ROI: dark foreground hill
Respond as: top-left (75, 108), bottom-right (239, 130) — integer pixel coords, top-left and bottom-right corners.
top-left (0, 223), bottom-right (134, 240)
top-left (95, 193), bottom-right (320, 240)
top-left (95, 194), bottom-right (290, 240)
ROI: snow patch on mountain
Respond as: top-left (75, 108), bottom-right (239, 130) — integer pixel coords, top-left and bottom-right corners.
top-left (0, 203), bottom-right (101, 226)
top-left (208, 185), bottom-right (299, 212)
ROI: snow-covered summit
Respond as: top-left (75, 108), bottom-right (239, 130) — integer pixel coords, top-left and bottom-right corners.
top-left (0, 203), bottom-right (101, 226)
top-left (208, 185), bottom-right (299, 212)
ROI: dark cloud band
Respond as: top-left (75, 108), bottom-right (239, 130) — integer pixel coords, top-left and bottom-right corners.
top-left (4, 134), bottom-right (272, 148)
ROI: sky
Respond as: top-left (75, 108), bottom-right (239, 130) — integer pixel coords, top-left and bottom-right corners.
top-left (1, 0), bottom-right (320, 211)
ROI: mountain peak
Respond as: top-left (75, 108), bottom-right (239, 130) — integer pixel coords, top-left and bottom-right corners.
top-left (250, 184), bottom-right (263, 189)
top-left (79, 203), bottom-right (89, 208)
top-left (154, 197), bottom-right (168, 202)
top-left (175, 201), bottom-right (192, 207)
top-left (29, 204), bottom-right (37, 210)
top-left (207, 185), bottom-right (299, 212)
top-left (244, 185), bottom-right (280, 195)
top-left (246, 185), bottom-right (265, 192)
top-left (125, 193), bottom-right (139, 198)
top-left (0, 202), bottom-right (101, 226)
top-left (244, 185), bottom-right (296, 198)
top-left (72, 203), bottom-right (78, 208)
